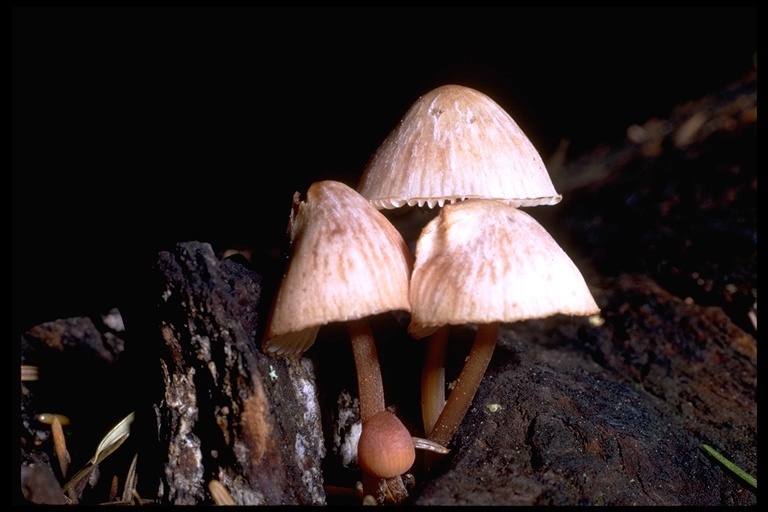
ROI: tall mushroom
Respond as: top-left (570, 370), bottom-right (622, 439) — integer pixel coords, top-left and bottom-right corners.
top-left (358, 83), bottom-right (562, 210)
top-left (357, 84), bottom-right (564, 437)
top-left (261, 180), bottom-right (414, 503)
top-left (408, 199), bottom-right (600, 452)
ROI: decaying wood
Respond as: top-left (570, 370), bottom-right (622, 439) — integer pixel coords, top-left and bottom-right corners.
top-left (152, 242), bottom-right (326, 505)
top-left (413, 275), bottom-right (756, 505)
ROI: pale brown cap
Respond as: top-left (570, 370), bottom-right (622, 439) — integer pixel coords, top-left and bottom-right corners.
top-left (263, 180), bottom-right (413, 355)
top-left (408, 199), bottom-right (599, 339)
top-left (358, 84), bottom-right (562, 209)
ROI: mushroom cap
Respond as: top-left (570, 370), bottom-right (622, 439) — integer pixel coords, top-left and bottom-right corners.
top-left (408, 199), bottom-right (600, 339)
top-left (357, 411), bottom-right (416, 479)
top-left (263, 180), bottom-right (413, 355)
top-left (357, 84), bottom-right (562, 209)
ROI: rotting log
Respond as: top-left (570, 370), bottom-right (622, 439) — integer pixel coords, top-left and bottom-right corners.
top-left (152, 241), bottom-right (326, 505)
top-left (414, 275), bottom-right (756, 506)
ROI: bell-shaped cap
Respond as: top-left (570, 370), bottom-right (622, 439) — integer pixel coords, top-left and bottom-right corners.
top-left (408, 199), bottom-right (599, 339)
top-left (263, 180), bottom-right (413, 355)
top-left (358, 84), bottom-right (562, 209)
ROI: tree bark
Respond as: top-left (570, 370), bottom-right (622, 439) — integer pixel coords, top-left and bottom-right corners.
top-left (152, 242), bottom-right (326, 505)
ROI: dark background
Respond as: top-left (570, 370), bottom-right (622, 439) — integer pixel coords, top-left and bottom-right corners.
top-left (12, 7), bottom-right (757, 336)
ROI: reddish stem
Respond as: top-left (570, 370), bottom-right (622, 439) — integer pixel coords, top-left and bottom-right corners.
top-left (347, 318), bottom-right (409, 503)
top-left (428, 322), bottom-right (499, 449)
top-left (348, 318), bottom-right (386, 422)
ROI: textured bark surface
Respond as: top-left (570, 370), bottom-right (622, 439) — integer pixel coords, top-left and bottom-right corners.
top-left (19, 244), bottom-right (328, 506)
top-left (412, 276), bottom-right (756, 505)
top-left (151, 242), bottom-right (326, 505)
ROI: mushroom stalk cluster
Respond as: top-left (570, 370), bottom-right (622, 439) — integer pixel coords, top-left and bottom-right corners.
top-left (423, 323), bottom-right (498, 447)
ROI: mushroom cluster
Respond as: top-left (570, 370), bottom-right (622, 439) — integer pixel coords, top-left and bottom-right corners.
top-left (260, 84), bottom-right (600, 503)
top-left (357, 84), bottom-right (599, 459)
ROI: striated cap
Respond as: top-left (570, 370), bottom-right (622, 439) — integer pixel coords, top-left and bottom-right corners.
top-left (408, 199), bottom-right (599, 339)
top-left (358, 84), bottom-right (562, 209)
top-left (263, 180), bottom-right (413, 355)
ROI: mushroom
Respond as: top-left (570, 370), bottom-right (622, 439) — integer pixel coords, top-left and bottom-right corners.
top-left (356, 84), bottom-right (565, 437)
top-left (357, 83), bottom-right (562, 210)
top-left (357, 411), bottom-right (416, 480)
top-left (261, 179), bottom-right (414, 502)
top-left (355, 411), bottom-right (449, 488)
top-left (408, 199), bottom-right (600, 452)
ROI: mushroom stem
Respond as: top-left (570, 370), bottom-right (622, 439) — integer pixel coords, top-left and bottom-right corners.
top-left (347, 318), bottom-right (410, 503)
top-left (348, 318), bottom-right (386, 422)
top-left (428, 322), bottom-right (500, 449)
top-left (421, 325), bottom-right (449, 436)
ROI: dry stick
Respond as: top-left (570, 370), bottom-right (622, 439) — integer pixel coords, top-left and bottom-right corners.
top-left (421, 325), bottom-right (449, 436)
top-left (348, 318), bottom-right (409, 504)
top-left (51, 415), bottom-right (71, 479)
top-left (428, 322), bottom-right (500, 449)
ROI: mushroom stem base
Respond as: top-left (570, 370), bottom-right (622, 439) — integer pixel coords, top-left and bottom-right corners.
top-left (348, 318), bottom-right (410, 503)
